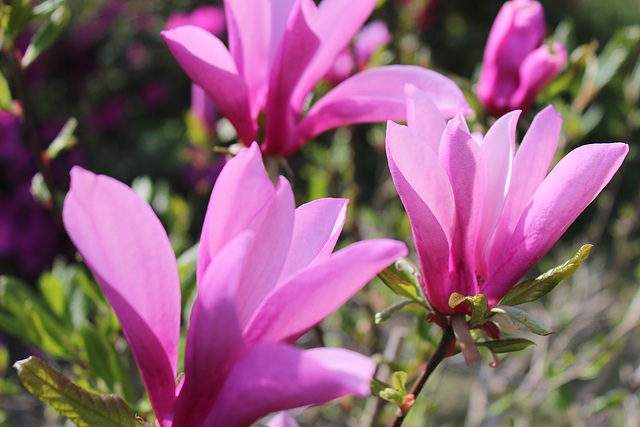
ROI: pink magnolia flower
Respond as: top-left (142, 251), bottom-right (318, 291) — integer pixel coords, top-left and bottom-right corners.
top-left (166, 5), bottom-right (226, 38)
top-left (162, 0), bottom-right (470, 157)
top-left (476, 0), bottom-right (567, 116)
top-left (267, 412), bottom-right (299, 427)
top-left (63, 143), bottom-right (407, 427)
top-left (386, 86), bottom-right (628, 314)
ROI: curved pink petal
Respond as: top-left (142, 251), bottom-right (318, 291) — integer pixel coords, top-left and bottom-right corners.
top-left (204, 343), bottom-right (375, 427)
top-left (290, 0), bottom-right (378, 110)
top-left (162, 26), bottom-right (256, 145)
top-left (487, 105), bottom-right (562, 270)
top-left (197, 143), bottom-right (274, 285)
top-left (483, 142), bottom-right (628, 304)
top-left (174, 233), bottom-right (251, 426)
top-left (267, 412), bottom-right (299, 427)
top-left (293, 65), bottom-right (470, 156)
top-left (264, 0), bottom-right (321, 155)
top-left (439, 116), bottom-right (487, 299)
top-left (277, 198), bottom-right (348, 283)
top-left (63, 167), bottom-right (179, 425)
top-left (386, 121), bottom-right (454, 313)
top-left (236, 176), bottom-right (295, 326)
top-left (405, 84), bottom-right (447, 154)
top-left (243, 239), bottom-right (407, 345)
top-left (475, 110), bottom-right (519, 278)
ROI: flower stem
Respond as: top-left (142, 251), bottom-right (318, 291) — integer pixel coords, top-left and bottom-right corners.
top-left (390, 323), bottom-right (455, 427)
top-left (6, 49), bottom-right (63, 226)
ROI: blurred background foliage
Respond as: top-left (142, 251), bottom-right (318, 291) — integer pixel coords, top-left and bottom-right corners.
top-left (1, 0), bottom-right (639, 425)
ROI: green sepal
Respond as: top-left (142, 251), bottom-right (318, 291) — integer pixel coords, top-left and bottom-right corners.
top-left (449, 292), bottom-right (489, 326)
top-left (14, 356), bottom-right (148, 426)
top-left (377, 259), bottom-right (427, 307)
top-left (500, 245), bottom-right (592, 306)
top-left (45, 117), bottom-right (77, 160)
top-left (476, 338), bottom-right (535, 354)
top-left (490, 305), bottom-right (554, 336)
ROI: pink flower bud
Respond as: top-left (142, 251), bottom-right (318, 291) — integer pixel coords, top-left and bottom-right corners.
top-left (476, 0), bottom-right (567, 115)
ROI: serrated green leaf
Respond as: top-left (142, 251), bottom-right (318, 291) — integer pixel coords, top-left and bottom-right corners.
top-left (500, 245), bottom-right (592, 306)
top-left (14, 356), bottom-right (145, 426)
top-left (0, 72), bottom-right (12, 112)
top-left (370, 377), bottom-right (392, 396)
top-left (491, 306), bottom-right (554, 336)
top-left (21, 4), bottom-right (70, 67)
top-left (476, 338), bottom-right (535, 354)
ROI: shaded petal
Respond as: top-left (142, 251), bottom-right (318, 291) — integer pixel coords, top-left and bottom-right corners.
top-left (487, 105), bottom-right (561, 271)
top-left (205, 343), bottom-right (375, 427)
top-left (277, 198), bottom-right (348, 283)
top-left (162, 26), bottom-right (256, 144)
top-left (236, 176), bottom-right (295, 326)
top-left (290, 0), bottom-right (378, 110)
top-left (264, 0), bottom-right (321, 155)
top-left (475, 110), bottom-right (519, 278)
top-left (174, 233), bottom-right (251, 426)
top-left (484, 143), bottom-right (628, 304)
top-left (63, 167), bottom-right (179, 425)
top-left (440, 116), bottom-right (487, 298)
top-left (243, 239), bottom-right (407, 345)
top-left (405, 84), bottom-right (447, 154)
top-left (293, 66), bottom-right (470, 156)
top-left (197, 143), bottom-right (274, 285)
top-left (386, 121), bottom-right (453, 313)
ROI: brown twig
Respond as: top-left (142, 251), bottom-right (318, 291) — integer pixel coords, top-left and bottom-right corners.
top-left (6, 49), bottom-right (63, 226)
top-left (390, 323), bottom-right (456, 427)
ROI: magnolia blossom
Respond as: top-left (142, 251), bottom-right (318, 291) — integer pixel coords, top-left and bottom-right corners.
top-left (386, 86), bottom-right (628, 314)
top-left (63, 143), bottom-right (407, 427)
top-left (162, 0), bottom-right (470, 156)
top-left (476, 0), bottom-right (567, 116)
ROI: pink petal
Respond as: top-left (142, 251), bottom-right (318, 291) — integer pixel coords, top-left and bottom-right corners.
top-left (243, 239), bottom-right (407, 345)
top-left (386, 121), bottom-right (454, 313)
top-left (353, 20), bottom-right (391, 68)
top-left (174, 233), bottom-right (251, 426)
top-left (483, 142), bottom-right (628, 304)
top-left (486, 105), bottom-right (562, 271)
top-left (204, 343), bottom-right (375, 427)
top-left (439, 116), bottom-right (487, 299)
top-left (290, 0), bottom-right (378, 110)
top-left (62, 167), bottom-right (179, 425)
top-left (161, 26), bottom-right (257, 145)
top-left (236, 176), bottom-right (295, 326)
top-left (404, 84), bottom-right (447, 154)
top-left (197, 143), bottom-right (274, 285)
top-left (475, 110), bottom-right (519, 278)
top-left (277, 198), bottom-right (348, 283)
top-left (263, 0), bottom-right (321, 155)
top-left (267, 412), bottom-right (299, 427)
top-left (293, 66), bottom-right (470, 156)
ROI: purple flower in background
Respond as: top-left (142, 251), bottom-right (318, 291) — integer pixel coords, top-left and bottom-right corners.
top-left (386, 86), bottom-right (627, 314)
top-left (476, 0), bottom-right (567, 116)
top-left (166, 5), bottom-right (226, 38)
top-left (63, 143), bottom-right (407, 427)
top-left (162, 0), bottom-right (470, 156)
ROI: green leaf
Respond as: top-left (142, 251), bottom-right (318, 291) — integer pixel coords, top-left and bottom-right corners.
top-left (490, 306), bottom-right (554, 336)
top-left (6, 0), bottom-right (32, 40)
top-left (374, 298), bottom-right (414, 324)
top-left (0, 72), bottom-right (12, 112)
top-left (14, 356), bottom-right (146, 427)
top-left (449, 292), bottom-right (489, 326)
top-left (377, 260), bottom-right (427, 307)
top-left (21, 4), bottom-right (70, 67)
top-left (476, 338), bottom-right (535, 354)
top-left (391, 371), bottom-right (407, 394)
top-left (370, 377), bottom-right (392, 396)
top-left (500, 245), bottom-right (592, 306)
